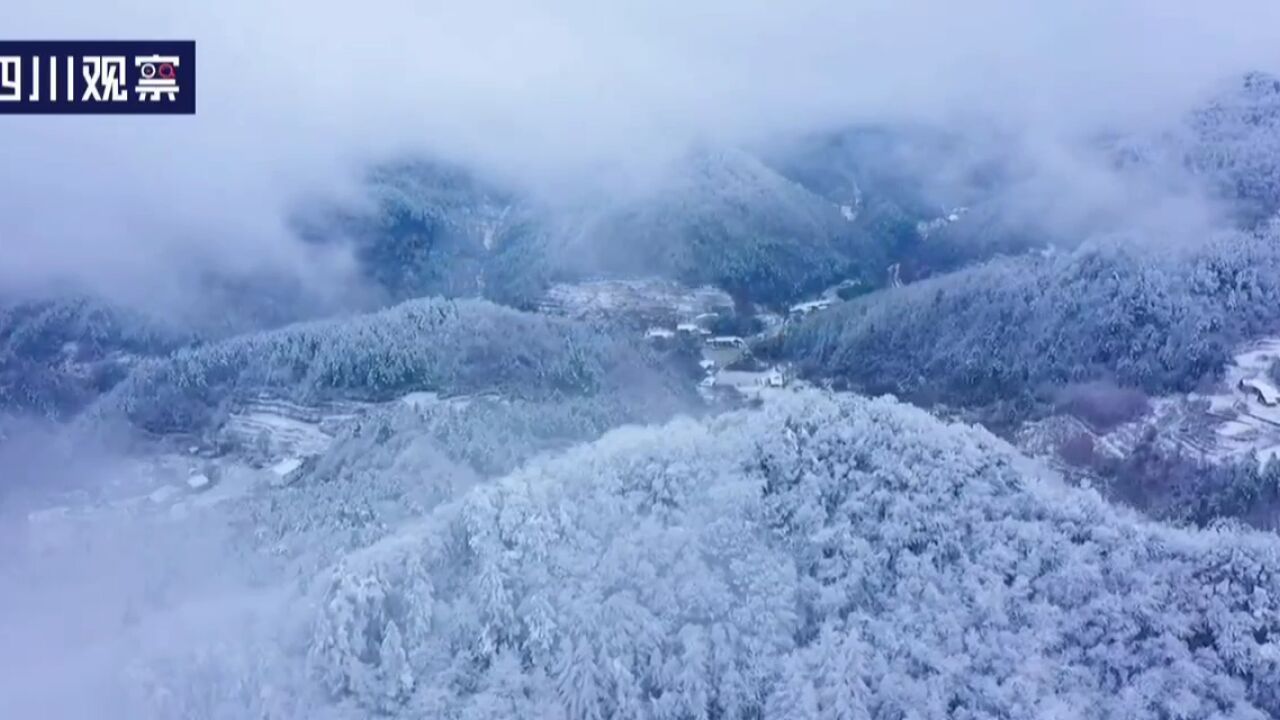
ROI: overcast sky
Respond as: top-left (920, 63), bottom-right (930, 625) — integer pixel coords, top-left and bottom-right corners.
top-left (3, 0), bottom-right (1279, 305)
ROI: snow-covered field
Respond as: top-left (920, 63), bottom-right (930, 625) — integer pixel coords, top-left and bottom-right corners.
top-left (1018, 336), bottom-right (1280, 468)
top-left (1207, 337), bottom-right (1280, 463)
top-left (538, 278), bottom-right (733, 325)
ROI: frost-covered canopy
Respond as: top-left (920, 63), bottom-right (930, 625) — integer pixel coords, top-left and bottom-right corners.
top-left (780, 226), bottom-right (1280, 423)
top-left (222, 391), bottom-right (1280, 719)
top-left (94, 297), bottom-right (691, 434)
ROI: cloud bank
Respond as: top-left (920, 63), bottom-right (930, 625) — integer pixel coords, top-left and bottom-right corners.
top-left (2, 0), bottom-right (1279, 305)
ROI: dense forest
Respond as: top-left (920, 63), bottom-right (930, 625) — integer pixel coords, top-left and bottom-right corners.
top-left (0, 297), bottom-right (193, 418)
top-left (95, 297), bottom-right (695, 435)
top-left (76, 393), bottom-right (1280, 719)
top-left (776, 222), bottom-right (1280, 426)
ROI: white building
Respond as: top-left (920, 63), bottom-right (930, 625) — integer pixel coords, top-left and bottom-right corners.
top-left (788, 299), bottom-right (833, 318)
top-left (677, 322), bottom-right (709, 336)
top-left (707, 336), bottom-right (746, 349)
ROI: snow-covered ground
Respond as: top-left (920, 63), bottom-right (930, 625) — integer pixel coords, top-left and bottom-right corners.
top-left (536, 277), bottom-right (808, 404)
top-left (222, 405), bottom-right (335, 459)
top-left (1018, 336), bottom-right (1280, 468)
top-left (538, 278), bottom-right (733, 326)
top-left (20, 389), bottom-right (481, 546)
top-left (1205, 337), bottom-right (1280, 463)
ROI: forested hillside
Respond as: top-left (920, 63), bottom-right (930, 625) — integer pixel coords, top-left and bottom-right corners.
top-left (1187, 72), bottom-right (1280, 225)
top-left (6, 55), bottom-right (1280, 720)
top-left (96, 297), bottom-right (694, 435)
top-left (0, 297), bottom-right (193, 419)
top-left (566, 149), bottom-right (876, 307)
top-left (311, 162), bottom-right (545, 306)
top-left (778, 223), bottom-right (1280, 425)
top-left (95, 392), bottom-right (1280, 719)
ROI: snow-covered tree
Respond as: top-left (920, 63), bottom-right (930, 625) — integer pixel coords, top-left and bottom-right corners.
top-left (290, 391), bottom-right (1280, 719)
top-left (97, 296), bottom-right (695, 435)
top-left (780, 230), bottom-right (1280, 426)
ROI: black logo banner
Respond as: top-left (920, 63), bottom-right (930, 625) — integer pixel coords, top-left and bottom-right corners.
top-left (0, 40), bottom-right (195, 115)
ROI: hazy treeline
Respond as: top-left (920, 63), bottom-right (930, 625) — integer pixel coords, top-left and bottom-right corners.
top-left (0, 297), bottom-right (193, 419)
top-left (778, 223), bottom-right (1280, 426)
top-left (94, 297), bottom-right (694, 435)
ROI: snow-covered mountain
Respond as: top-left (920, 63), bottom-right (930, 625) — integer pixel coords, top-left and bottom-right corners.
top-left (7, 391), bottom-right (1280, 718)
top-left (6, 71), bottom-right (1280, 720)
